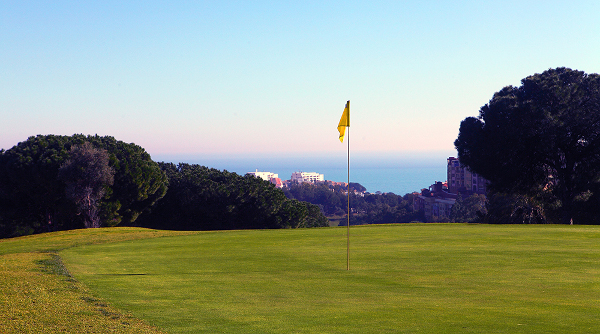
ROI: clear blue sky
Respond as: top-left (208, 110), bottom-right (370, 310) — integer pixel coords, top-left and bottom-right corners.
top-left (2, 1), bottom-right (600, 163)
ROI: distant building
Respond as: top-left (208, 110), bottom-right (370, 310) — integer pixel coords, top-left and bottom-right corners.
top-left (247, 170), bottom-right (279, 182)
top-left (325, 180), bottom-right (348, 188)
top-left (447, 157), bottom-right (487, 195)
top-left (270, 178), bottom-right (283, 188)
top-left (291, 171), bottom-right (324, 183)
top-left (413, 158), bottom-right (488, 222)
top-left (414, 181), bottom-right (457, 222)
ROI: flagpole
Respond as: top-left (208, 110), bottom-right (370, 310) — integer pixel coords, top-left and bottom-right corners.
top-left (347, 125), bottom-right (350, 271)
top-left (337, 100), bottom-right (350, 271)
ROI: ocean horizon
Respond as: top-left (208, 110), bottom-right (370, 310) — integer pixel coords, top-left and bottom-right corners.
top-left (155, 151), bottom-right (452, 195)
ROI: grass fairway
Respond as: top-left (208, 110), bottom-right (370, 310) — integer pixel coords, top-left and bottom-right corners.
top-left (60, 224), bottom-right (600, 333)
top-left (0, 227), bottom-right (195, 333)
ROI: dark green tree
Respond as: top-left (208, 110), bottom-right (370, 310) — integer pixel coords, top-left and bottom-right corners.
top-left (455, 68), bottom-right (600, 224)
top-left (482, 193), bottom-right (547, 224)
top-left (0, 135), bottom-right (168, 237)
top-left (92, 135), bottom-right (168, 225)
top-left (0, 135), bottom-right (74, 236)
top-left (449, 194), bottom-right (487, 223)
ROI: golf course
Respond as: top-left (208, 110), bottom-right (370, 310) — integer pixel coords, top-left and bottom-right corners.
top-left (2, 224), bottom-right (599, 333)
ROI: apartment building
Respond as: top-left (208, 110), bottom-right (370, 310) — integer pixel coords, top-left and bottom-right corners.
top-left (413, 181), bottom-right (457, 222)
top-left (246, 170), bottom-right (279, 182)
top-left (291, 171), bottom-right (324, 183)
top-left (414, 157), bottom-right (488, 222)
top-left (246, 170), bottom-right (284, 188)
top-left (447, 157), bottom-right (487, 195)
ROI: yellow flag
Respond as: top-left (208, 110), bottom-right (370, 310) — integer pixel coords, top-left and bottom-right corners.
top-left (338, 100), bottom-right (350, 142)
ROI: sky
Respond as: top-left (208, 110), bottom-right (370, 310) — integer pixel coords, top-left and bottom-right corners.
top-left (2, 1), bottom-right (600, 166)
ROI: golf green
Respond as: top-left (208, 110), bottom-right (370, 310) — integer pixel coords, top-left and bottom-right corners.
top-left (61, 224), bottom-right (600, 333)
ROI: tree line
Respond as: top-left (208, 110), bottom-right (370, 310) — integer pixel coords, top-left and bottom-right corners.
top-left (137, 162), bottom-right (328, 230)
top-left (0, 135), bottom-right (327, 238)
top-left (283, 182), bottom-right (490, 224)
top-left (283, 182), bottom-right (425, 225)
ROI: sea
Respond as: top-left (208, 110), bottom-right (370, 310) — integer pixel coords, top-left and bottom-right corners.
top-left (155, 152), bottom-right (452, 195)
top-left (255, 166), bottom-right (445, 195)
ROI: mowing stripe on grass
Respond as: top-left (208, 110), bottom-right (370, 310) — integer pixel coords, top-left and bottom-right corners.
top-left (0, 227), bottom-right (194, 333)
top-left (0, 252), bottom-right (166, 334)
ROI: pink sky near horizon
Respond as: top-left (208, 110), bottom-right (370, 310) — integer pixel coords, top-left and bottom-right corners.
top-left (3, 1), bottom-right (599, 159)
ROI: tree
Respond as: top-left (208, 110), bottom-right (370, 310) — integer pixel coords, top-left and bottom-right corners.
top-left (349, 182), bottom-right (366, 193)
top-left (59, 142), bottom-right (114, 228)
top-left (455, 68), bottom-right (600, 224)
top-left (449, 194), bottom-right (487, 223)
top-left (0, 135), bottom-right (167, 237)
top-left (92, 135), bottom-right (168, 225)
top-left (482, 193), bottom-right (547, 224)
top-left (284, 182), bottom-right (345, 215)
top-left (0, 135), bottom-right (76, 236)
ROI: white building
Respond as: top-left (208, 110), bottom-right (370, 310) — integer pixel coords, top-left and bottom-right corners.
top-left (291, 171), bottom-right (324, 183)
top-left (246, 170), bottom-right (279, 182)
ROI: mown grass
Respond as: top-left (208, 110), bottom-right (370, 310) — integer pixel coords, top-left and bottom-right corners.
top-left (0, 227), bottom-right (195, 333)
top-left (59, 224), bottom-right (600, 333)
top-left (0, 227), bottom-right (196, 255)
